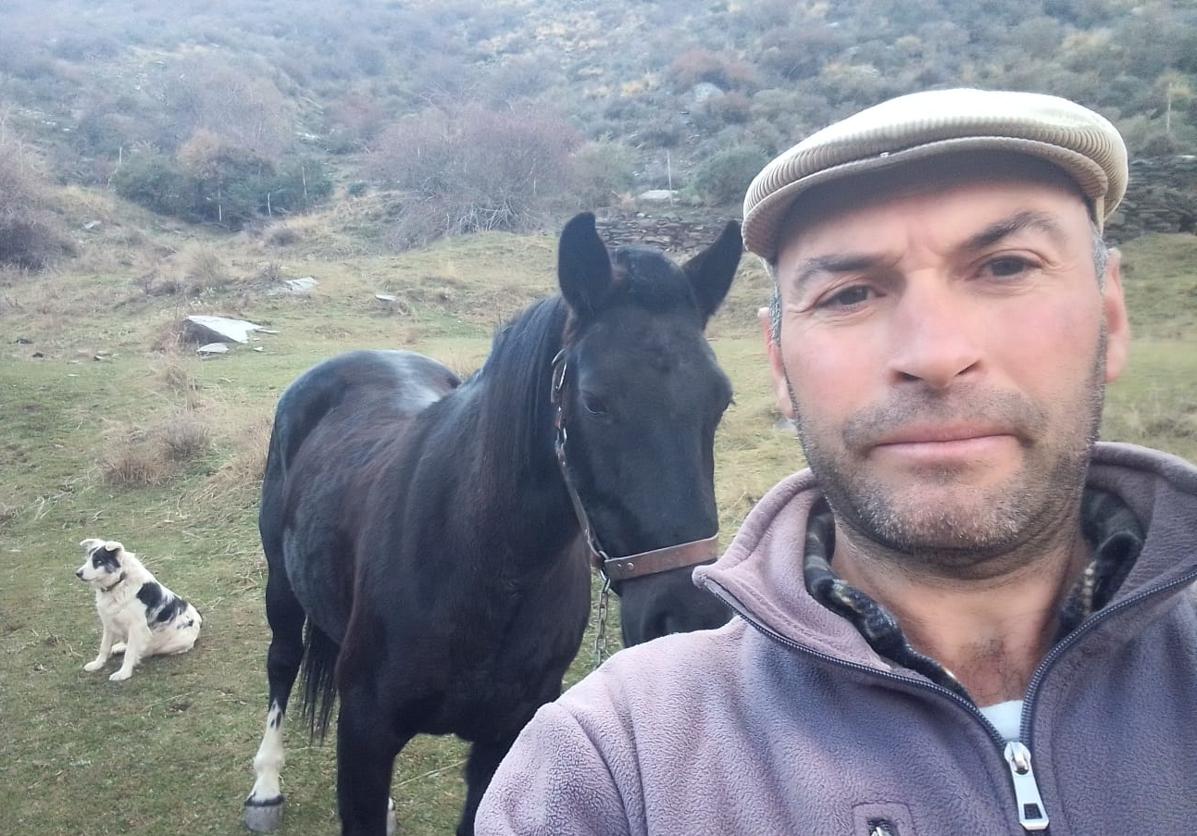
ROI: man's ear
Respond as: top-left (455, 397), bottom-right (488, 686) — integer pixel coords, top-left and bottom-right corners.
top-left (759, 306), bottom-right (794, 419)
top-left (1101, 248), bottom-right (1130, 383)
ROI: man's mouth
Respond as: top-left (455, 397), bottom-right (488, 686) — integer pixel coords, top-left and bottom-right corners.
top-left (870, 423), bottom-right (1019, 461)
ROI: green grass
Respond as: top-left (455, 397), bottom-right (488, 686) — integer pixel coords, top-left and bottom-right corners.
top-left (0, 229), bottom-right (1194, 835)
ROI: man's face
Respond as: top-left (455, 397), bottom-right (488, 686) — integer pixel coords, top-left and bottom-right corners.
top-left (766, 166), bottom-right (1130, 573)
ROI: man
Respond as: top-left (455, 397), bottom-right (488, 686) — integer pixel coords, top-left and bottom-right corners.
top-left (475, 89), bottom-right (1197, 834)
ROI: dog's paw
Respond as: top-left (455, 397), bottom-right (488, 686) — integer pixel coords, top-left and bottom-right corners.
top-left (109, 668), bottom-right (132, 682)
top-left (111, 642), bottom-right (127, 654)
top-left (84, 659), bottom-right (106, 672)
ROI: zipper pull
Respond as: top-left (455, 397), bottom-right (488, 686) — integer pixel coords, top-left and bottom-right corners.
top-left (1003, 741), bottom-right (1050, 832)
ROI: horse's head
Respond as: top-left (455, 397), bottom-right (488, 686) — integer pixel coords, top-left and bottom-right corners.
top-left (555, 212), bottom-right (741, 646)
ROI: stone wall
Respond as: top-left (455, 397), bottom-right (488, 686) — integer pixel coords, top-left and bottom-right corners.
top-left (1098, 155), bottom-right (1197, 243)
top-left (595, 208), bottom-right (735, 255)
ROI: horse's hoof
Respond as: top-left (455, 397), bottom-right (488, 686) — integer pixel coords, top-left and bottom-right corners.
top-left (387, 797), bottom-right (397, 836)
top-left (243, 795), bottom-right (285, 832)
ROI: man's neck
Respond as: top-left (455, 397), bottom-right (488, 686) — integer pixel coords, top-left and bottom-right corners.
top-left (832, 520), bottom-right (1091, 705)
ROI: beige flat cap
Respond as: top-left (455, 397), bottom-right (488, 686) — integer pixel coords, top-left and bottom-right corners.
top-left (742, 88), bottom-right (1129, 260)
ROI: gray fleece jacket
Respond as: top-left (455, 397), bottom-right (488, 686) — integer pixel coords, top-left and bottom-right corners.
top-left (476, 443), bottom-right (1197, 835)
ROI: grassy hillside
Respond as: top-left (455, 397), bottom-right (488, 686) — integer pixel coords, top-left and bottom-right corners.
top-left (0, 207), bottom-right (1194, 833)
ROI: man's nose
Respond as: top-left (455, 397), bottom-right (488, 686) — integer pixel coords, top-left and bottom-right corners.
top-left (886, 282), bottom-right (982, 388)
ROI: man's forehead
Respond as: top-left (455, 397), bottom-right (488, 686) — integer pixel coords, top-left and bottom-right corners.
top-left (776, 152), bottom-right (1092, 262)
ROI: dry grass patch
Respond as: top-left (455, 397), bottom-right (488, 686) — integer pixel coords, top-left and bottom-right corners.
top-left (178, 243), bottom-right (235, 295)
top-left (155, 354), bottom-right (202, 397)
top-left (100, 410), bottom-right (214, 487)
top-left (193, 410), bottom-right (273, 505)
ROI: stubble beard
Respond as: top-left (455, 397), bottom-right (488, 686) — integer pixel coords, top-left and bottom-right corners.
top-left (789, 334), bottom-right (1108, 579)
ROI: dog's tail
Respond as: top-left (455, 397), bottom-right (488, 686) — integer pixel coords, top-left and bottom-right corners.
top-left (299, 623), bottom-right (339, 742)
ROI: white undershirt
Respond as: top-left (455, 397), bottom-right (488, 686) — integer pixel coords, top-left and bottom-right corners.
top-left (979, 699), bottom-right (1024, 741)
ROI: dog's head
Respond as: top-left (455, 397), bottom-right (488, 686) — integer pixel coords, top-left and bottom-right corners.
top-left (76, 538), bottom-right (127, 586)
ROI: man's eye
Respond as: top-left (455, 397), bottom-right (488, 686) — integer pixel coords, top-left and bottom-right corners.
top-left (819, 285), bottom-right (873, 308)
top-left (983, 257), bottom-right (1032, 278)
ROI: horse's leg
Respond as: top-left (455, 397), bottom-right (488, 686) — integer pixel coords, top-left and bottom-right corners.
top-left (336, 685), bottom-right (409, 836)
top-left (244, 571), bottom-right (306, 832)
top-left (456, 736), bottom-right (518, 836)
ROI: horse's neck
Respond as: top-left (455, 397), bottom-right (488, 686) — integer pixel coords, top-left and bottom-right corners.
top-left (449, 376), bottom-right (577, 557)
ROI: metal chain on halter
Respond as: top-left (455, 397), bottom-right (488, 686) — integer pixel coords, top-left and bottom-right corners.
top-left (552, 349), bottom-right (613, 668)
top-left (593, 574), bottom-right (611, 668)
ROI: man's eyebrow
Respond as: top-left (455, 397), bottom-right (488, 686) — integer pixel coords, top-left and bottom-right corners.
top-left (962, 210), bottom-right (1068, 252)
top-left (784, 210), bottom-right (1069, 292)
top-left (787, 253), bottom-right (888, 293)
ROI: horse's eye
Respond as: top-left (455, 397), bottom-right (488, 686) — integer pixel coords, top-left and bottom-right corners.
top-left (581, 393), bottom-right (608, 416)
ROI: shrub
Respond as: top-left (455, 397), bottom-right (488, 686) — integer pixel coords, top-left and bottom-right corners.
top-left (112, 153), bottom-right (195, 218)
top-left (0, 139), bottom-right (74, 270)
top-left (691, 146), bottom-right (770, 206)
top-left (113, 144), bottom-right (332, 228)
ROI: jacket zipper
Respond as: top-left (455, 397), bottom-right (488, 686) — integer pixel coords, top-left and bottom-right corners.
top-left (705, 567), bottom-right (1197, 834)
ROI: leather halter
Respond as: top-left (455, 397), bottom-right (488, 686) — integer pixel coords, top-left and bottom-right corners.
top-left (550, 349), bottom-right (720, 582)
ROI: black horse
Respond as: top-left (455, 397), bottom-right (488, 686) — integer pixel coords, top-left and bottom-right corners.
top-left (242, 213), bottom-right (740, 836)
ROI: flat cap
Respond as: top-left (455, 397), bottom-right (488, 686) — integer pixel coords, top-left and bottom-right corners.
top-left (742, 88), bottom-right (1128, 260)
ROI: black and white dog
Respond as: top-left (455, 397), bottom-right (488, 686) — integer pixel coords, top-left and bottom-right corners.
top-left (75, 538), bottom-right (202, 681)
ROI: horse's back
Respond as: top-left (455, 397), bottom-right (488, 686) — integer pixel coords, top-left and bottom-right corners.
top-left (270, 350), bottom-right (457, 462)
top-left (260, 350), bottom-right (460, 639)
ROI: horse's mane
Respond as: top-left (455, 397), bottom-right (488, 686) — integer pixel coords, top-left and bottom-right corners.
top-left (475, 295), bottom-right (569, 486)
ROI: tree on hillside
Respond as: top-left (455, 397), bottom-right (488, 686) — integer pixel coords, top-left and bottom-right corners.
top-left (177, 129), bottom-right (266, 227)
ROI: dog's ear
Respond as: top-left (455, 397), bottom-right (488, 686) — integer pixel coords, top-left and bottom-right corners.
top-left (103, 540), bottom-right (123, 554)
top-left (80, 538), bottom-right (105, 553)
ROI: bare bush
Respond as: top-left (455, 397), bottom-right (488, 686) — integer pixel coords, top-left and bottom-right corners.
top-left (162, 52), bottom-right (292, 161)
top-left (161, 413), bottom-right (213, 462)
top-left (368, 105), bottom-right (581, 247)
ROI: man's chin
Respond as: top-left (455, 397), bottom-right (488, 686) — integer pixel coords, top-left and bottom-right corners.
top-left (835, 479), bottom-right (1033, 556)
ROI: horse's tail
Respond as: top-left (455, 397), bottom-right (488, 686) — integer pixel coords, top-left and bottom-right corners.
top-left (299, 622), bottom-right (339, 742)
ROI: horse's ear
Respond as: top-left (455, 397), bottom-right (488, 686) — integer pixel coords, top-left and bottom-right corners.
top-left (558, 212), bottom-right (612, 317)
top-left (683, 221), bottom-right (742, 324)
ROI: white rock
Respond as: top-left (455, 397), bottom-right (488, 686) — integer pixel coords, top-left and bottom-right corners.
top-left (185, 315), bottom-right (266, 344)
top-left (286, 277), bottom-right (318, 292)
top-left (267, 277), bottom-right (318, 296)
top-left (637, 189), bottom-right (677, 202)
top-left (374, 293), bottom-right (398, 303)
top-left (197, 343), bottom-right (229, 356)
